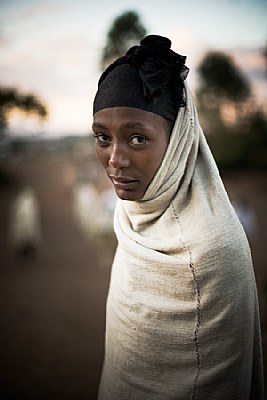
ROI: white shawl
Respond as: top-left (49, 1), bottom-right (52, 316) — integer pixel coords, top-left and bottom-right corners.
top-left (98, 84), bottom-right (264, 399)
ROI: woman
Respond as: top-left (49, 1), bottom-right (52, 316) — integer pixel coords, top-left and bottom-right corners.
top-left (92, 35), bottom-right (264, 399)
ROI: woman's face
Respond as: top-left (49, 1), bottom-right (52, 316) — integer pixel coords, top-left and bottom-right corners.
top-left (92, 107), bottom-right (170, 201)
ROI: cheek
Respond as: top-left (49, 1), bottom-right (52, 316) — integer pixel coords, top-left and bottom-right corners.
top-left (151, 139), bottom-right (169, 168)
top-left (143, 149), bottom-right (166, 179)
top-left (95, 146), bottom-right (108, 167)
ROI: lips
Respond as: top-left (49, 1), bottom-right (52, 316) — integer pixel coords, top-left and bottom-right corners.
top-left (109, 175), bottom-right (138, 189)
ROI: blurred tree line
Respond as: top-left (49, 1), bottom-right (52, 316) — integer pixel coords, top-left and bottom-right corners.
top-left (196, 50), bottom-right (267, 169)
top-left (101, 10), bottom-right (267, 170)
top-left (0, 87), bottom-right (48, 186)
top-left (1, 10), bottom-right (266, 171)
top-left (101, 10), bottom-right (147, 69)
top-left (0, 86), bottom-right (48, 139)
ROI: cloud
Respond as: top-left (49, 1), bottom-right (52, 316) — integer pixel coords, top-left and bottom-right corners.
top-left (15, 2), bottom-right (62, 21)
top-left (232, 48), bottom-right (265, 71)
top-left (0, 28), bottom-right (101, 135)
top-left (230, 47), bottom-right (266, 90)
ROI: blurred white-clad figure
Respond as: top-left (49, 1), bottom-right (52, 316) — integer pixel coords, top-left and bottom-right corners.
top-left (97, 188), bottom-right (117, 234)
top-left (232, 197), bottom-right (259, 241)
top-left (73, 183), bottom-right (117, 268)
top-left (9, 186), bottom-right (42, 259)
top-left (73, 183), bottom-right (100, 236)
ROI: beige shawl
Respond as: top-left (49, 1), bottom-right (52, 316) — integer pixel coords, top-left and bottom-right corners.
top-left (98, 84), bottom-right (264, 399)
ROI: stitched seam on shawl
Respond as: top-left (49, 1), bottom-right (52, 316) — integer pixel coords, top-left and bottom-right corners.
top-left (171, 202), bottom-right (201, 400)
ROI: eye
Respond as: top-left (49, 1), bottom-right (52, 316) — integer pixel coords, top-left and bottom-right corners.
top-left (94, 134), bottom-right (111, 145)
top-left (130, 135), bottom-right (147, 146)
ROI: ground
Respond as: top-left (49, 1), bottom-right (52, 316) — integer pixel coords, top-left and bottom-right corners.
top-left (0, 149), bottom-right (266, 399)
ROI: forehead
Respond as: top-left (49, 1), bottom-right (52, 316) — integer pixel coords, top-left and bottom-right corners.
top-left (93, 107), bottom-right (169, 131)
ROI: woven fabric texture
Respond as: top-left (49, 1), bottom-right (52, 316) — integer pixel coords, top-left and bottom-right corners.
top-left (98, 84), bottom-right (265, 400)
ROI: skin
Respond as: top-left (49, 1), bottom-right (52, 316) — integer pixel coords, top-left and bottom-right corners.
top-left (92, 107), bottom-right (171, 201)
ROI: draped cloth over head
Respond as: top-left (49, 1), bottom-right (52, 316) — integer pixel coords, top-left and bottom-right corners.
top-left (98, 83), bottom-right (265, 399)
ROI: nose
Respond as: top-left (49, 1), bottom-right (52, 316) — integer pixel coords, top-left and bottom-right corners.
top-left (109, 143), bottom-right (130, 168)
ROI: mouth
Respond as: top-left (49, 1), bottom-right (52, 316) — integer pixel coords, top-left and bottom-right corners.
top-left (109, 176), bottom-right (138, 190)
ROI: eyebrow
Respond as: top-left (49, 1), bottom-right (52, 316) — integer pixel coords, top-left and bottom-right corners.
top-left (120, 122), bottom-right (147, 130)
top-left (92, 121), bottom-right (147, 130)
top-left (92, 122), bottom-right (107, 129)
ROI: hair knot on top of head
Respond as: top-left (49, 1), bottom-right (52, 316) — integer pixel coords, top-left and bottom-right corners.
top-left (127, 35), bottom-right (189, 99)
top-left (93, 34), bottom-right (189, 122)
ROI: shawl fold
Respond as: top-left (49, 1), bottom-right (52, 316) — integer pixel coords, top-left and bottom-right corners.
top-left (98, 84), bottom-right (264, 400)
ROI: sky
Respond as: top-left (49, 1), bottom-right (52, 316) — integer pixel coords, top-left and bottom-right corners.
top-left (1, 0), bottom-right (267, 137)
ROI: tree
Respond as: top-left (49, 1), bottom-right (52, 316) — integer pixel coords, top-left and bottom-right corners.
top-left (101, 10), bottom-right (147, 70)
top-left (196, 50), bottom-right (267, 169)
top-left (197, 51), bottom-right (251, 117)
top-left (197, 51), bottom-right (251, 103)
top-left (196, 51), bottom-right (251, 133)
top-left (0, 86), bottom-right (48, 137)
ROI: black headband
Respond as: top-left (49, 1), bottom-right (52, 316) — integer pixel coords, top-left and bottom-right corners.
top-left (93, 35), bottom-right (189, 122)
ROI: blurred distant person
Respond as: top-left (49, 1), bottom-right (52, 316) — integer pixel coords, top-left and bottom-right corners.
top-left (92, 35), bottom-right (264, 399)
top-left (232, 197), bottom-right (259, 241)
top-left (9, 186), bottom-right (42, 260)
top-left (97, 187), bottom-right (117, 233)
top-left (73, 182), bottom-right (100, 236)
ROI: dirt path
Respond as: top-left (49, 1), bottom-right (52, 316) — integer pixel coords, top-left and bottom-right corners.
top-left (0, 154), bottom-right (115, 400)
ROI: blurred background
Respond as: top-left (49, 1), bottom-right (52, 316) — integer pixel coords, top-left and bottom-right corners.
top-left (0, 0), bottom-right (267, 399)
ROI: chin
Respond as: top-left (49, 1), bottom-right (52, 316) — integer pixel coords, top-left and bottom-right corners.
top-left (115, 189), bottom-right (143, 201)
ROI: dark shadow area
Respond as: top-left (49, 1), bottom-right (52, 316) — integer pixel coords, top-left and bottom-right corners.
top-left (0, 141), bottom-right (116, 400)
